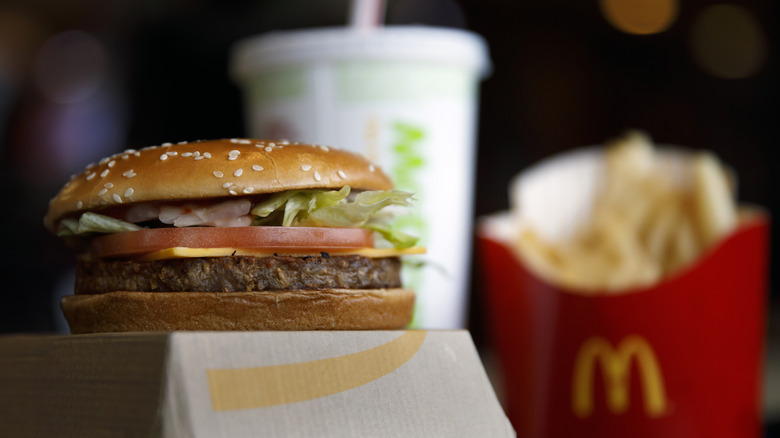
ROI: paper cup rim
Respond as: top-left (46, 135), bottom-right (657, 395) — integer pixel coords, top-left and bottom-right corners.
top-left (229, 25), bottom-right (492, 82)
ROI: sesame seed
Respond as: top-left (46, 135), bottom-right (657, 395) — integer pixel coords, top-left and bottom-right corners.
top-left (123, 169), bottom-right (134, 176)
top-left (229, 150), bottom-right (240, 156)
top-left (193, 151), bottom-right (201, 157)
top-left (177, 141), bottom-right (187, 144)
top-left (268, 142), bottom-right (276, 147)
top-left (85, 162), bottom-right (96, 169)
top-left (265, 146), bottom-right (273, 152)
top-left (108, 160), bottom-right (116, 168)
top-left (162, 142), bottom-right (172, 146)
top-left (301, 164), bottom-right (312, 171)
top-left (255, 143), bottom-right (264, 148)
top-left (124, 149), bottom-right (136, 154)
top-left (237, 139), bottom-right (251, 144)
top-left (99, 157), bottom-right (110, 165)
top-left (141, 145), bottom-right (156, 151)
top-left (181, 152), bottom-right (192, 157)
top-left (86, 172), bottom-right (96, 180)
top-left (337, 170), bottom-right (346, 179)
top-left (320, 145), bottom-right (330, 152)
top-left (104, 182), bottom-right (113, 188)
top-left (234, 168), bottom-right (243, 177)
top-left (194, 156), bottom-right (204, 161)
top-left (229, 189), bottom-right (238, 195)
top-left (126, 172), bottom-right (136, 179)
top-left (121, 154), bottom-right (129, 160)
top-left (230, 139), bottom-right (240, 143)
top-left (213, 171), bottom-right (224, 178)
top-left (113, 194), bottom-right (122, 203)
top-left (314, 171), bottom-right (321, 181)
top-left (203, 152), bottom-right (211, 158)
top-left (228, 156), bottom-right (237, 161)
top-left (369, 164), bottom-right (375, 172)
top-left (243, 187), bottom-right (255, 194)
top-left (100, 169), bottom-right (110, 178)
top-left (166, 151), bottom-right (177, 156)
top-left (134, 151), bottom-right (141, 157)
top-left (124, 188), bottom-right (134, 197)
top-left (252, 165), bottom-right (263, 171)
top-left (76, 201), bottom-right (83, 209)
top-left (279, 139), bottom-right (289, 145)
top-left (222, 182), bottom-right (233, 188)
top-left (160, 154), bottom-right (168, 161)
top-left (97, 188), bottom-right (108, 196)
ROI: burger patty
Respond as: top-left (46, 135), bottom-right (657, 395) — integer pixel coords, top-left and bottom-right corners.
top-left (75, 255), bottom-right (402, 294)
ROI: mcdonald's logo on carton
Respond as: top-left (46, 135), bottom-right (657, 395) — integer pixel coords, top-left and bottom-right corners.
top-left (478, 215), bottom-right (768, 437)
top-left (571, 335), bottom-right (668, 418)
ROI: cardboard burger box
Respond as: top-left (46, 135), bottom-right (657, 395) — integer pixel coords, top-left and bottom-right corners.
top-left (0, 330), bottom-right (515, 437)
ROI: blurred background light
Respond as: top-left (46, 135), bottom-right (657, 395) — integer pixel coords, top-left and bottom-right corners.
top-left (600, 0), bottom-right (679, 35)
top-left (20, 30), bottom-right (127, 185)
top-left (689, 4), bottom-right (767, 79)
top-left (0, 7), bottom-right (45, 149)
top-left (33, 31), bottom-right (107, 104)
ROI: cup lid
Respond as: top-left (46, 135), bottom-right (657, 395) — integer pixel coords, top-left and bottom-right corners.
top-left (230, 25), bottom-right (491, 82)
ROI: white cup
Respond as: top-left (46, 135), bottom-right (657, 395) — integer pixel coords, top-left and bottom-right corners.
top-left (230, 26), bottom-right (491, 329)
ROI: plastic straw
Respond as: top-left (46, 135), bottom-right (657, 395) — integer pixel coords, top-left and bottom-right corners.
top-left (349, 0), bottom-right (386, 30)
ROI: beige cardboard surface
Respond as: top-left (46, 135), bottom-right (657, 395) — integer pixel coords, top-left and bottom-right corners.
top-left (1, 331), bottom-right (514, 438)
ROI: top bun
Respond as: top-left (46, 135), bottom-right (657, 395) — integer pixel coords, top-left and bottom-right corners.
top-left (45, 139), bottom-right (393, 232)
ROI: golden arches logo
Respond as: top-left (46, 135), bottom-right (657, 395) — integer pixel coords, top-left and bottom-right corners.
top-left (206, 331), bottom-right (426, 411)
top-left (572, 335), bottom-right (668, 418)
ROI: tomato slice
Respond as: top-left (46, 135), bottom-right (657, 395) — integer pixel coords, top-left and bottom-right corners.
top-left (91, 226), bottom-right (374, 259)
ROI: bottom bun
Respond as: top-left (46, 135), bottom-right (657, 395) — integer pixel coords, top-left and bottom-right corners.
top-left (61, 289), bottom-right (415, 334)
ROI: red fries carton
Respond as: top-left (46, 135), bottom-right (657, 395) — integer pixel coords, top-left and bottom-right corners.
top-left (477, 140), bottom-right (768, 438)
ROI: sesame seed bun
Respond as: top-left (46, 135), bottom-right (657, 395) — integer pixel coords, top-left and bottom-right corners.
top-left (45, 139), bottom-right (393, 232)
top-left (61, 288), bottom-right (415, 333)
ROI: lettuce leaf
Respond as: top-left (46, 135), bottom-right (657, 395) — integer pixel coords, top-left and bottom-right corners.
top-left (249, 186), bottom-right (417, 248)
top-left (366, 223), bottom-right (419, 249)
top-left (251, 191), bottom-right (297, 218)
top-left (298, 189), bottom-right (414, 228)
top-left (57, 212), bottom-right (144, 236)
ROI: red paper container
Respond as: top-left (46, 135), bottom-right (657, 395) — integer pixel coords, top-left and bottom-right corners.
top-left (478, 214), bottom-right (768, 438)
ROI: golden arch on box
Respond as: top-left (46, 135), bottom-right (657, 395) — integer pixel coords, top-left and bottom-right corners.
top-left (571, 335), bottom-right (668, 418)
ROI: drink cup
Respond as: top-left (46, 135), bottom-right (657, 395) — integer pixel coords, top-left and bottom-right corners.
top-left (231, 26), bottom-right (491, 329)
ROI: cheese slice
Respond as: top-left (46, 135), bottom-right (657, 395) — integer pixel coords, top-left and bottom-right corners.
top-left (139, 246), bottom-right (426, 261)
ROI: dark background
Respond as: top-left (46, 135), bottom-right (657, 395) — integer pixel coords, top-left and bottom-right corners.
top-left (1, 0), bottom-right (778, 426)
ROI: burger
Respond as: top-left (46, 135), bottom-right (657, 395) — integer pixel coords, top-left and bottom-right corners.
top-left (45, 139), bottom-right (422, 333)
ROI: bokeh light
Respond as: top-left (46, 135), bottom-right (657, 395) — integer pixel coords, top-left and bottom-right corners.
top-left (33, 31), bottom-right (107, 103)
top-left (600, 0), bottom-right (679, 35)
top-left (689, 4), bottom-right (767, 79)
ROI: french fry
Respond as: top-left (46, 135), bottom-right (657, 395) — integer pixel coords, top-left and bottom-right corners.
top-left (666, 214), bottom-right (700, 273)
top-left (691, 152), bottom-right (737, 247)
top-left (642, 194), bottom-right (681, 263)
top-left (605, 130), bottom-right (655, 178)
top-left (509, 131), bottom-right (740, 293)
top-left (515, 228), bottom-right (566, 284)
